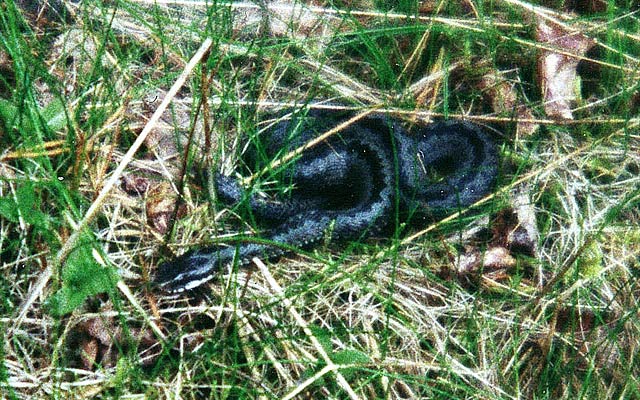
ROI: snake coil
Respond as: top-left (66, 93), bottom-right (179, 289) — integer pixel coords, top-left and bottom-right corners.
top-left (156, 110), bottom-right (498, 293)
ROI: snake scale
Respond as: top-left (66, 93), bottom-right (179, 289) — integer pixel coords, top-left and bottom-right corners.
top-left (156, 109), bottom-right (498, 293)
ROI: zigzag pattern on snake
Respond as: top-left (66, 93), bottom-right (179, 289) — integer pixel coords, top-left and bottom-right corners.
top-left (156, 109), bottom-right (498, 293)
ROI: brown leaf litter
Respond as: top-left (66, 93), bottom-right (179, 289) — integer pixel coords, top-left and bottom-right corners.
top-left (536, 18), bottom-right (595, 120)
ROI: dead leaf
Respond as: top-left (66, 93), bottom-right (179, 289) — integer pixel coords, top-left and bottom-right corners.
top-left (508, 191), bottom-right (539, 256)
top-left (75, 310), bottom-right (161, 370)
top-left (536, 18), bottom-right (595, 120)
top-left (454, 245), bottom-right (517, 290)
top-left (121, 174), bottom-right (152, 196)
top-left (79, 337), bottom-right (99, 370)
top-left (143, 121), bottom-right (181, 166)
top-left (118, 89), bottom-right (193, 233)
top-left (480, 72), bottom-right (539, 136)
top-left (146, 181), bottom-right (184, 234)
top-left (83, 316), bottom-right (117, 346)
top-left (457, 246), bottom-right (516, 273)
top-left (456, 249), bottom-right (482, 275)
top-left (77, 315), bottom-right (120, 370)
top-left (483, 246), bottom-right (517, 270)
top-left (553, 306), bottom-right (622, 373)
top-left (492, 191), bottom-right (538, 257)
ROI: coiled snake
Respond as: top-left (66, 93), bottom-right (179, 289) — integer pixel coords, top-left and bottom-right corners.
top-left (156, 110), bottom-right (498, 293)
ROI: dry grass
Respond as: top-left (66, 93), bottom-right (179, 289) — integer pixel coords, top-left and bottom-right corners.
top-left (1, 0), bottom-right (640, 399)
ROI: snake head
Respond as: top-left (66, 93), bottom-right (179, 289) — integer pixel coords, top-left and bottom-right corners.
top-left (155, 247), bottom-right (225, 293)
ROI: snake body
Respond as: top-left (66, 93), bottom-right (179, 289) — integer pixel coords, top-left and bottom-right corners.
top-left (156, 110), bottom-right (498, 293)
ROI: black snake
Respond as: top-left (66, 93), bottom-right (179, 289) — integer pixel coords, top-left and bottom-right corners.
top-left (156, 109), bottom-right (498, 293)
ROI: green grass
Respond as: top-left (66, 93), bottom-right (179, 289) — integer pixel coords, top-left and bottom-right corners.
top-left (1, 0), bottom-right (640, 398)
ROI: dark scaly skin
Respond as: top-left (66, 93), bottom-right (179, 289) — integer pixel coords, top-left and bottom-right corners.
top-left (156, 110), bottom-right (497, 293)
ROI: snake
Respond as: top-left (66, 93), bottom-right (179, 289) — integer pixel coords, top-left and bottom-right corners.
top-left (156, 109), bottom-right (498, 293)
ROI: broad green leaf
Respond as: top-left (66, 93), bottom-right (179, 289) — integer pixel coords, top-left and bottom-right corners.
top-left (0, 197), bottom-right (19, 222)
top-left (47, 239), bottom-right (118, 316)
top-left (40, 97), bottom-right (68, 132)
